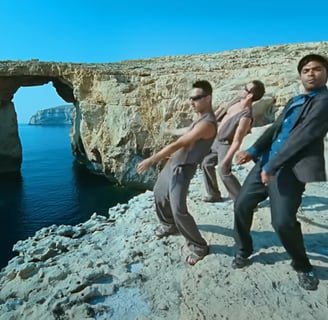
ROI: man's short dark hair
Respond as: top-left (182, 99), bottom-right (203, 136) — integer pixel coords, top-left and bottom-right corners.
top-left (249, 80), bottom-right (265, 102)
top-left (297, 54), bottom-right (328, 74)
top-left (193, 80), bottom-right (213, 96)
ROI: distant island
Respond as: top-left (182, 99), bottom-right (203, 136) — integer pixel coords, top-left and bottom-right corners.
top-left (29, 104), bottom-right (74, 125)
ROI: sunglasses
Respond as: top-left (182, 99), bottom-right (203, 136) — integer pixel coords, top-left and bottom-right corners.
top-left (244, 86), bottom-right (252, 94)
top-left (189, 94), bottom-right (208, 102)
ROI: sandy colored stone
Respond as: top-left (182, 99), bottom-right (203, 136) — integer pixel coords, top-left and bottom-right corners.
top-left (1, 42), bottom-right (328, 186)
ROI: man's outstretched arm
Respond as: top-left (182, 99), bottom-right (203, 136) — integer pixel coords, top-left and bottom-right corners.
top-left (137, 121), bottom-right (216, 174)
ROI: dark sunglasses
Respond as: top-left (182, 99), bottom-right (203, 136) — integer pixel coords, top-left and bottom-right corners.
top-left (189, 94), bottom-right (208, 102)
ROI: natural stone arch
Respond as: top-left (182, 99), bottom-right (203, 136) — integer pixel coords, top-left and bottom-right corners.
top-left (0, 75), bottom-right (75, 104)
top-left (0, 76), bottom-right (76, 174)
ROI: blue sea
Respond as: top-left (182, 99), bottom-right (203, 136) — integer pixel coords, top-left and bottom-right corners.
top-left (0, 125), bottom-right (139, 269)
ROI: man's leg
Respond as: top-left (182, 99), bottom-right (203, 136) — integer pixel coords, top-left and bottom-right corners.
top-left (268, 167), bottom-right (318, 290)
top-left (201, 151), bottom-right (223, 202)
top-left (170, 165), bottom-right (208, 257)
top-left (221, 173), bottom-right (241, 202)
top-left (153, 165), bottom-right (178, 236)
top-left (233, 162), bottom-right (268, 265)
top-left (217, 144), bottom-right (241, 201)
top-left (268, 167), bottom-right (311, 270)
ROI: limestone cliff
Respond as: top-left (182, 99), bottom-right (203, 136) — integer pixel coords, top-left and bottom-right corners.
top-left (0, 42), bottom-right (328, 185)
top-left (29, 104), bottom-right (74, 126)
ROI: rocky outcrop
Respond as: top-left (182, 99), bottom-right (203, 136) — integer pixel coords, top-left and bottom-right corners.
top-left (1, 41), bottom-right (328, 185)
top-left (29, 104), bottom-right (74, 126)
top-left (0, 166), bottom-right (328, 320)
top-left (0, 101), bottom-right (22, 173)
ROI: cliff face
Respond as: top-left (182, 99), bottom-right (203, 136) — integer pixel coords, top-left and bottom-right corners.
top-left (0, 101), bottom-right (22, 173)
top-left (29, 105), bottom-right (74, 125)
top-left (0, 42), bottom-right (328, 184)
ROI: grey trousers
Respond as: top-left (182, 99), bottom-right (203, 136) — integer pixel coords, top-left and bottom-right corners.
top-left (153, 163), bottom-right (208, 256)
top-left (201, 143), bottom-right (241, 201)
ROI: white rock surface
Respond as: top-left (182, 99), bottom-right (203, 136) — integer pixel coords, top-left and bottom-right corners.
top-left (1, 154), bottom-right (327, 319)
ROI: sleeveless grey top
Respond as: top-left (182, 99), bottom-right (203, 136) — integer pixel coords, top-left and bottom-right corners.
top-left (169, 112), bottom-right (217, 167)
top-left (216, 108), bottom-right (252, 145)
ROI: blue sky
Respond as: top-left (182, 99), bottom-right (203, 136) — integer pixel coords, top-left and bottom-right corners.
top-left (1, 0), bottom-right (327, 123)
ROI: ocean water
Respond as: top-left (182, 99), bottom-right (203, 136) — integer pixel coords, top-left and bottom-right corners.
top-left (0, 125), bottom-right (140, 269)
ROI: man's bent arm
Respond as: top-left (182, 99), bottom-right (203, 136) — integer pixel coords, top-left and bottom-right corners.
top-left (222, 117), bottom-right (252, 165)
top-left (264, 96), bottom-right (328, 174)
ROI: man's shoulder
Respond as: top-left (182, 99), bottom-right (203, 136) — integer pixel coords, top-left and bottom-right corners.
top-left (316, 88), bottom-right (328, 98)
top-left (200, 111), bottom-right (217, 123)
top-left (310, 89), bottom-right (328, 106)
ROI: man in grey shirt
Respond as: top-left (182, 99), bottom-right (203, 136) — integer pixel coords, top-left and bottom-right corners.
top-left (202, 80), bottom-right (265, 202)
top-left (137, 80), bottom-right (217, 265)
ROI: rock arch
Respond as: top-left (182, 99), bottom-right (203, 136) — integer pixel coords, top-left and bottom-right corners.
top-left (0, 75), bottom-right (76, 174)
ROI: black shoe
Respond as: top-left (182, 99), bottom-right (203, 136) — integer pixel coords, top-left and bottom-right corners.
top-left (297, 271), bottom-right (319, 290)
top-left (232, 255), bottom-right (250, 269)
top-left (203, 195), bottom-right (224, 203)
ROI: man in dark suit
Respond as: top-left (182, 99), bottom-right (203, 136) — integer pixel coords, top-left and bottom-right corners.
top-left (232, 54), bottom-right (328, 290)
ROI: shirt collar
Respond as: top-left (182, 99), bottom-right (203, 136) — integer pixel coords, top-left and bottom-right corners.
top-left (307, 86), bottom-right (327, 97)
top-left (293, 86), bottom-right (327, 102)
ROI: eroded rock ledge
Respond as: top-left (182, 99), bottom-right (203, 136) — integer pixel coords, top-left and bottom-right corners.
top-left (1, 41), bottom-right (328, 188)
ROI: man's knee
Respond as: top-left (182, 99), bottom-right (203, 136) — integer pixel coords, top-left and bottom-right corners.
top-left (234, 190), bottom-right (248, 211)
top-left (272, 217), bottom-right (298, 235)
top-left (153, 191), bottom-right (160, 202)
top-left (201, 159), bottom-right (213, 170)
top-left (171, 202), bottom-right (188, 217)
top-left (154, 187), bottom-right (167, 208)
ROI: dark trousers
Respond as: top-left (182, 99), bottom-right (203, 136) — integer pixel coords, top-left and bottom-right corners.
top-left (234, 161), bottom-right (312, 272)
top-left (201, 143), bottom-right (241, 201)
top-left (153, 163), bottom-right (208, 257)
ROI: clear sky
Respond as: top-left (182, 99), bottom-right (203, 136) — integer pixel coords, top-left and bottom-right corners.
top-left (1, 0), bottom-right (328, 123)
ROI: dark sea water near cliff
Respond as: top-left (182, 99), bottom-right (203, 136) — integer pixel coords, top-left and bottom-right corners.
top-left (0, 125), bottom-right (140, 269)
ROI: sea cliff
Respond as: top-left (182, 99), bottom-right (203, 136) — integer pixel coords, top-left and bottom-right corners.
top-left (28, 104), bottom-right (74, 126)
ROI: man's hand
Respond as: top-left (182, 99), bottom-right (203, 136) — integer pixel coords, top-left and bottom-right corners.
top-left (235, 151), bottom-right (252, 165)
top-left (137, 158), bottom-right (153, 174)
top-left (261, 170), bottom-right (272, 186)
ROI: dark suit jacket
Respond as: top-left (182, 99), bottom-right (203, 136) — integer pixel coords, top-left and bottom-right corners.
top-left (251, 87), bottom-right (328, 183)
